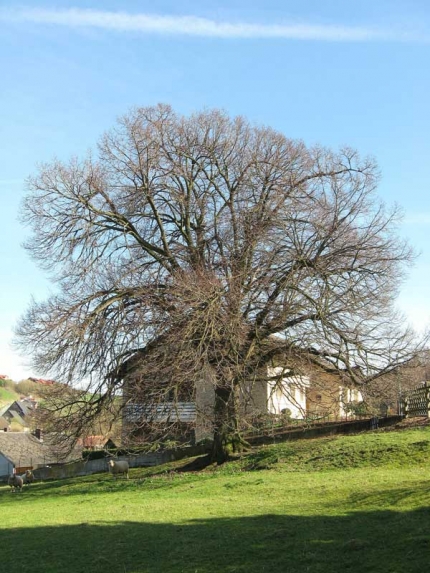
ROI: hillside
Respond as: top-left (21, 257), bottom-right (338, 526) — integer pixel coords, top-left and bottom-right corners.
top-left (1, 424), bottom-right (429, 573)
top-left (0, 377), bottom-right (122, 442)
top-left (0, 378), bottom-right (46, 407)
top-left (239, 420), bottom-right (430, 471)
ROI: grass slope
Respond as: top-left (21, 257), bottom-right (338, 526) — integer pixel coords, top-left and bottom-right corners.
top-left (0, 380), bottom-right (45, 407)
top-left (1, 426), bottom-right (429, 573)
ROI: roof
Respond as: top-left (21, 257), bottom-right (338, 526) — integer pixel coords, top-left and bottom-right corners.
top-left (124, 401), bottom-right (196, 423)
top-left (0, 433), bottom-right (82, 468)
top-left (0, 433), bottom-right (45, 467)
top-left (8, 410), bottom-right (28, 428)
top-left (0, 399), bottom-right (35, 421)
top-left (28, 377), bottom-right (56, 385)
top-left (78, 435), bottom-right (106, 448)
top-left (16, 399), bottom-right (35, 417)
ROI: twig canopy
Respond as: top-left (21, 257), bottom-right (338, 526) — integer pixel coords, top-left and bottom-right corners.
top-left (15, 104), bottom-right (425, 461)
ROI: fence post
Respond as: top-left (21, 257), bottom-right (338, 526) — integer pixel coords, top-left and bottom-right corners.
top-left (404, 396), bottom-right (409, 418)
top-left (426, 383), bottom-right (430, 419)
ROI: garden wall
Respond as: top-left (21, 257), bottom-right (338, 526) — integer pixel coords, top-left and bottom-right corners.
top-left (32, 444), bottom-right (208, 480)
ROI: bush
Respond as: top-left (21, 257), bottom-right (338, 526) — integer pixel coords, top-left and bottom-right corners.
top-left (16, 379), bottom-right (39, 396)
top-left (344, 401), bottom-right (369, 417)
top-left (280, 408), bottom-right (292, 421)
top-left (3, 379), bottom-right (16, 392)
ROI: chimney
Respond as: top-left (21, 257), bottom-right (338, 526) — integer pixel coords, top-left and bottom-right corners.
top-left (34, 428), bottom-right (43, 442)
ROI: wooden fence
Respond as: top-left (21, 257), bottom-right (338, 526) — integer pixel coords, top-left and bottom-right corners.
top-left (403, 383), bottom-right (430, 418)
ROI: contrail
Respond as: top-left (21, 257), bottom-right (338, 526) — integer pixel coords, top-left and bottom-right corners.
top-left (0, 7), bottom-right (424, 42)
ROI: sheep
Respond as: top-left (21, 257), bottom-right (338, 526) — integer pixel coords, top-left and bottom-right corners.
top-left (21, 470), bottom-right (35, 486)
top-left (8, 474), bottom-right (23, 493)
top-left (108, 459), bottom-right (129, 479)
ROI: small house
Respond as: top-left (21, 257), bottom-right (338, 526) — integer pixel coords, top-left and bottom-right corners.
top-left (0, 432), bottom-right (83, 478)
top-left (0, 398), bottom-right (37, 432)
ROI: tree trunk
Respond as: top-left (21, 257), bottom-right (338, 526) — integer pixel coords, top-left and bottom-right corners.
top-left (210, 384), bottom-right (248, 464)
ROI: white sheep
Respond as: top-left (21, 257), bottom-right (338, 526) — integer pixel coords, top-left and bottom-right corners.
top-left (21, 470), bottom-right (35, 486)
top-left (108, 459), bottom-right (129, 479)
top-left (8, 474), bottom-right (23, 492)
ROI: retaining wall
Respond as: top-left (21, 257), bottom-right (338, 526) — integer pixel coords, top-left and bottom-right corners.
top-left (31, 444), bottom-right (208, 481)
top-left (247, 415), bottom-right (403, 446)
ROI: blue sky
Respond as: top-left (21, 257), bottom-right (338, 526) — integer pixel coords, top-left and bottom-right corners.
top-left (1, 0), bottom-right (429, 380)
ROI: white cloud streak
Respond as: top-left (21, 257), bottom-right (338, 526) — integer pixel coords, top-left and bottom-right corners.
top-left (403, 213), bottom-right (430, 225)
top-left (0, 7), bottom-right (424, 42)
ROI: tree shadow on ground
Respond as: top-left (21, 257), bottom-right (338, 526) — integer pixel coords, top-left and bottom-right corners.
top-left (0, 472), bottom-right (195, 502)
top-left (348, 481), bottom-right (430, 508)
top-left (1, 508), bottom-right (429, 573)
top-left (174, 453), bottom-right (214, 472)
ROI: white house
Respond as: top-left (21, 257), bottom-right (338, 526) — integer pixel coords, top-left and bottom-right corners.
top-left (266, 367), bottom-right (310, 419)
top-left (338, 386), bottom-right (364, 417)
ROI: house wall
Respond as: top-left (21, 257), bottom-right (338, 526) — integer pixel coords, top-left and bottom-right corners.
top-left (306, 371), bottom-right (364, 419)
top-left (0, 453), bottom-right (14, 477)
top-left (247, 378), bottom-right (267, 414)
top-left (122, 363), bottom-right (315, 445)
top-left (123, 366), bottom-right (235, 444)
top-left (338, 387), bottom-right (364, 417)
top-left (307, 386), bottom-right (341, 419)
top-left (266, 367), bottom-right (309, 419)
top-left (122, 358), bottom-right (369, 442)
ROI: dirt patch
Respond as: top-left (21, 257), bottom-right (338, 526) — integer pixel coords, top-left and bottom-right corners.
top-left (392, 417), bottom-right (430, 430)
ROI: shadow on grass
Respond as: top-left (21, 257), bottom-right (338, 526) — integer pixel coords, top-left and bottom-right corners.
top-left (0, 477), bottom-right (181, 501)
top-left (1, 508), bottom-right (429, 573)
top-left (349, 481), bottom-right (430, 508)
top-left (0, 464), bottom-right (219, 501)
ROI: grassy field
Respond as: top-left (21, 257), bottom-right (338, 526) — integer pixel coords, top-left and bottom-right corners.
top-left (1, 425), bottom-right (429, 573)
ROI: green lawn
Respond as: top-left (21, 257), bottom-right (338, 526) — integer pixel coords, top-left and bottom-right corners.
top-left (1, 426), bottom-right (429, 573)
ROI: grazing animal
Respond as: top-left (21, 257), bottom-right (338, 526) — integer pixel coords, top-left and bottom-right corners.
top-left (108, 459), bottom-right (129, 479)
top-left (22, 470), bottom-right (35, 486)
top-left (8, 474), bottom-right (23, 492)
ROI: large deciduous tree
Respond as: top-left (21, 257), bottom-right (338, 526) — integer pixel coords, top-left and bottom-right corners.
top-left (16, 104), bottom-right (423, 462)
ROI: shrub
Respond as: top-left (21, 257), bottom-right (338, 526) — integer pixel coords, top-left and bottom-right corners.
top-left (344, 401), bottom-right (370, 417)
top-left (16, 379), bottom-right (39, 396)
top-left (3, 379), bottom-right (16, 392)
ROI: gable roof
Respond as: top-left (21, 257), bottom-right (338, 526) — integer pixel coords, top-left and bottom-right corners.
top-left (15, 399), bottom-right (35, 417)
top-left (8, 410), bottom-right (28, 428)
top-left (77, 435), bottom-right (106, 448)
top-left (0, 433), bottom-right (45, 467)
top-left (0, 433), bottom-right (82, 468)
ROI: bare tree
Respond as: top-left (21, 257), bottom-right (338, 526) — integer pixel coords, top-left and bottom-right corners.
top-left (361, 349), bottom-right (430, 415)
top-left (15, 104), bottom-right (426, 462)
